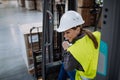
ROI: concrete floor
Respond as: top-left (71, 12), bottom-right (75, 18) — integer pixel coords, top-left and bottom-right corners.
top-left (0, 1), bottom-right (42, 80)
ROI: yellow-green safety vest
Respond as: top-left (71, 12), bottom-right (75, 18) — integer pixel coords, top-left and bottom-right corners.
top-left (67, 31), bottom-right (101, 80)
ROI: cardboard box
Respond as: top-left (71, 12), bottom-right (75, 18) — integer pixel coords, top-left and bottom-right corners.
top-left (77, 0), bottom-right (94, 7)
top-left (18, 0), bottom-right (25, 7)
top-left (24, 33), bottom-right (42, 49)
top-left (36, 0), bottom-right (43, 11)
top-left (25, 0), bottom-right (35, 10)
top-left (77, 8), bottom-right (96, 27)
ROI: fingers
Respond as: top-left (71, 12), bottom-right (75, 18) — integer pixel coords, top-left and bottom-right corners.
top-left (62, 41), bottom-right (70, 50)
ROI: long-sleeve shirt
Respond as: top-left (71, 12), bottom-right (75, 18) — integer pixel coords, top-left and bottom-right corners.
top-left (63, 33), bottom-right (85, 72)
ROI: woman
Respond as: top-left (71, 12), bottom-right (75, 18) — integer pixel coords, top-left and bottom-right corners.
top-left (56, 11), bottom-right (101, 80)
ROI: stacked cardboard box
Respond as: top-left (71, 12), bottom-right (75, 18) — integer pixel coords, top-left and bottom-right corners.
top-left (77, 0), bottom-right (96, 27)
top-left (77, 8), bottom-right (96, 27)
top-left (36, 0), bottom-right (43, 11)
top-left (25, 0), bottom-right (35, 10)
top-left (24, 32), bottom-right (42, 74)
top-left (25, 0), bottom-right (43, 11)
top-left (78, 0), bottom-right (94, 8)
top-left (24, 33), bottom-right (42, 55)
top-left (17, 0), bottom-right (25, 7)
top-left (19, 23), bottom-right (42, 74)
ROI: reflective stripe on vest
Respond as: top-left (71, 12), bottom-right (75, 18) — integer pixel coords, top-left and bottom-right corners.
top-left (67, 31), bottom-right (101, 80)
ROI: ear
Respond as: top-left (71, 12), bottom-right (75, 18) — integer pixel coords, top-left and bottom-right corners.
top-left (76, 27), bottom-right (81, 33)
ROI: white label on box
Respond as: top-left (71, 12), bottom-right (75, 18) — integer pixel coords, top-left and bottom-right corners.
top-left (28, 35), bottom-right (39, 43)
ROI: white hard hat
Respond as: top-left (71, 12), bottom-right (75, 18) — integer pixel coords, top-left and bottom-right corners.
top-left (56, 10), bottom-right (85, 32)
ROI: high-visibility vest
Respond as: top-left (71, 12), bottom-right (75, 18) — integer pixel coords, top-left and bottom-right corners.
top-left (67, 31), bottom-right (101, 80)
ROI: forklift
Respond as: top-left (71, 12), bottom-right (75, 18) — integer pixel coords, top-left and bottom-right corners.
top-left (31, 0), bottom-right (120, 80)
top-left (31, 0), bottom-right (102, 80)
top-left (41, 0), bottom-right (102, 80)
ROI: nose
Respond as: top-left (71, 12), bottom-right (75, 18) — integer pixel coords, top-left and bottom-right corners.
top-left (64, 33), bottom-right (67, 39)
top-left (64, 33), bottom-right (69, 41)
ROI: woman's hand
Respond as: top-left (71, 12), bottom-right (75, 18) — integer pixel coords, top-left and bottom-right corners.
top-left (62, 41), bottom-right (70, 50)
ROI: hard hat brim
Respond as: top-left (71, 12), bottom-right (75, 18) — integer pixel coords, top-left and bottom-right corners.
top-left (56, 21), bottom-right (84, 32)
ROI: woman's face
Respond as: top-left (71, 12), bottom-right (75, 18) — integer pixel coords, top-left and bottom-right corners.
top-left (63, 27), bottom-right (80, 42)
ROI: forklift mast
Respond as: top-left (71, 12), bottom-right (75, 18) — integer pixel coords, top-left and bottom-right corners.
top-left (42, 0), bottom-right (54, 79)
top-left (42, 0), bottom-right (77, 80)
